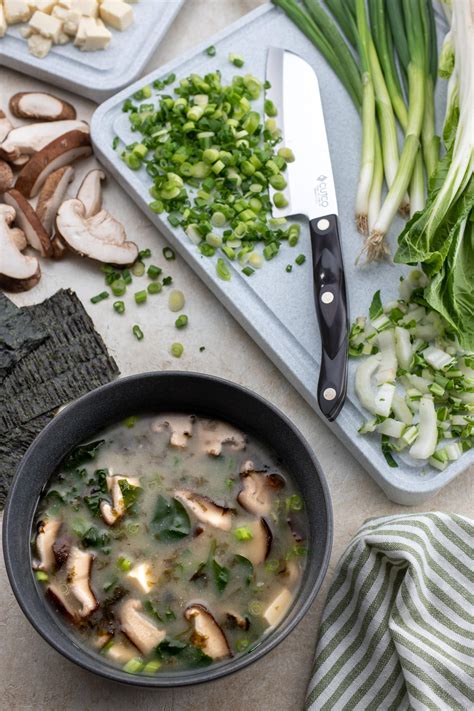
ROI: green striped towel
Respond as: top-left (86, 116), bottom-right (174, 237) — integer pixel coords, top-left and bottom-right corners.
top-left (306, 513), bottom-right (473, 711)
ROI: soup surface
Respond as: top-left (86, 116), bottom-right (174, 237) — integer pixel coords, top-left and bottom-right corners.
top-left (32, 414), bottom-right (307, 674)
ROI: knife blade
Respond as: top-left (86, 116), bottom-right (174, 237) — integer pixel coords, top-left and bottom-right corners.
top-left (266, 47), bottom-right (349, 422)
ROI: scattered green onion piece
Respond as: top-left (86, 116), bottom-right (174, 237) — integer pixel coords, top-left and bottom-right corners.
top-left (132, 325), bottom-right (144, 341)
top-left (242, 266), bottom-right (255, 277)
top-left (123, 658), bottom-right (144, 674)
top-left (248, 600), bottom-right (263, 616)
top-left (295, 254), bottom-right (306, 265)
top-left (162, 276), bottom-right (173, 286)
top-left (286, 494), bottom-right (303, 511)
top-left (35, 571), bottom-right (48, 582)
top-left (147, 282), bottom-right (162, 295)
top-left (147, 264), bottom-right (162, 280)
top-left (236, 639), bottom-right (250, 652)
top-left (163, 247), bottom-right (176, 261)
top-left (132, 261), bottom-right (145, 277)
top-left (117, 556), bottom-right (132, 571)
top-left (111, 278), bottom-right (126, 297)
top-left (265, 559), bottom-right (280, 573)
top-left (229, 52), bottom-right (245, 68)
top-left (175, 315), bottom-right (188, 329)
top-left (264, 99), bottom-right (278, 117)
top-left (216, 257), bottom-right (231, 281)
top-left (123, 416), bottom-right (138, 428)
top-left (278, 146), bottom-right (295, 162)
top-left (139, 248), bottom-right (151, 260)
top-left (143, 660), bottom-right (162, 673)
top-left (205, 45), bottom-right (216, 57)
top-left (168, 290), bottom-right (185, 312)
top-left (234, 526), bottom-right (253, 541)
top-left (90, 291), bottom-right (109, 304)
top-left (113, 300), bottom-right (125, 314)
top-left (134, 290), bottom-right (147, 305)
top-left (171, 342), bottom-right (184, 358)
top-left (286, 264), bottom-right (293, 273)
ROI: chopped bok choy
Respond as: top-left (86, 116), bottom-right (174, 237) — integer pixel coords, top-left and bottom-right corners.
top-left (350, 270), bottom-right (474, 470)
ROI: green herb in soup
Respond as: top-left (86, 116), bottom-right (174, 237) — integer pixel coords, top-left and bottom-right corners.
top-left (32, 414), bottom-right (307, 674)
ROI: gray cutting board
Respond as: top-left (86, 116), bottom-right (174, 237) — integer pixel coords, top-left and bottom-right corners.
top-left (92, 3), bottom-right (472, 504)
top-left (0, 1), bottom-right (185, 102)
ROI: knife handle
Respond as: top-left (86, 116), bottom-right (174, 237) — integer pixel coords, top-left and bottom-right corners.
top-left (309, 214), bottom-right (349, 422)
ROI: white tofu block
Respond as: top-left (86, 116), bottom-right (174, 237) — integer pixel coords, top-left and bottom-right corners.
top-left (57, 0), bottom-right (73, 8)
top-left (28, 32), bottom-right (52, 57)
top-left (29, 10), bottom-right (62, 42)
top-left (100, 0), bottom-right (133, 30)
top-left (62, 9), bottom-right (80, 35)
top-left (74, 15), bottom-right (111, 50)
top-left (52, 5), bottom-right (69, 20)
top-left (30, 0), bottom-right (55, 13)
top-left (4, 0), bottom-right (32, 24)
top-left (72, 0), bottom-right (98, 17)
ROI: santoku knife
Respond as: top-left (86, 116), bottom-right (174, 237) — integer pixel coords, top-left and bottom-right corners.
top-left (266, 47), bottom-right (349, 422)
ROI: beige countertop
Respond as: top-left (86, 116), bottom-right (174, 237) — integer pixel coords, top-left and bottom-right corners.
top-left (1, 2), bottom-right (473, 709)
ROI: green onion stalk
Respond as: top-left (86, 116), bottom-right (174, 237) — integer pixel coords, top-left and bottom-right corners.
top-left (420, 0), bottom-right (440, 182)
top-left (353, 0), bottom-right (376, 235)
top-left (367, 0), bottom-right (426, 261)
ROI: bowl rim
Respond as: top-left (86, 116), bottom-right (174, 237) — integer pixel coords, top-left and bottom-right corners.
top-left (3, 370), bottom-right (333, 687)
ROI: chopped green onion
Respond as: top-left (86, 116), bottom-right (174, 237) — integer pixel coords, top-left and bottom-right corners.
top-left (117, 556), bottom-right (132, 572)
top-left (229, 52), bottom-right (245, 68)
top-left (242, 266), bottom-right (255, 277)
top-left (162, 276), bottom-right (173, 286)
top-left (132, 325), bottom-right (144, 341)
top-left (123, 658), bottom-right (144, 674)
top-left (113, 300), bottom-right (125, 314)
top-left (90, 291), bottom-right (109, 304)
top-left (147, 264), bottom-right (162, 280)
top-left (175, 315), bottom-right (188, 329)
top-left (216, 257), bottom-right (231, 281)
top-left (273, 192), bottom-right (288, 208)
top-left (35, 571), bottom-right (48, 582)
top-left (111, 279), bottom-right (126, 297)
top-left (168, 290), bottom-right (185, 312)
top-left (295, 254), bottom-right (306, 265)
top-left (139, 248), bottom-right (151, 260)
top-left (264, 99), bottom-right (278, 117)
top-left (132, 261), bottom-right (145, 277)
top-left (286, 264), bottom-right (293, 273)
top-left (147, 282), bottom-right (162, 295)
top-left (171, 342), bottom-right (184, 358)
top-left (135, 290), bottom-right (147, 305)
top-left (234, 526), bottom-right (253, 541)
top-left (205, 45), bottom-right (216, 57)
top-left (163, 247), bottom-right (176, 261)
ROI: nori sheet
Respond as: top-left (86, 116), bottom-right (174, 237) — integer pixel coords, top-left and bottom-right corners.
top-left (0, 292), bottom-right (47, 379)
top-left (0, 289), bottom-right (119, 508)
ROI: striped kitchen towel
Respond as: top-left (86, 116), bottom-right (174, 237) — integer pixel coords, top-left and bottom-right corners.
top-left (305, 512), bottom-right (473, 711)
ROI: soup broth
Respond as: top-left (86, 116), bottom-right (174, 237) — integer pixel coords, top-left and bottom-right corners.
top-left (32, 414), bottom-right (308, 674)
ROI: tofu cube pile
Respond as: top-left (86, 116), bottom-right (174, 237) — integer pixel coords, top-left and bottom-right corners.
top-left (0, 0), bottom-right (138, 57)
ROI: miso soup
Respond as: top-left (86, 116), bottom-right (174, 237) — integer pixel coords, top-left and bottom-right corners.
top-left (32, 414), bottom-right (308, 674)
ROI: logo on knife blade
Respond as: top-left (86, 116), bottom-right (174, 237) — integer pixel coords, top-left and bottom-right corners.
top-left (314, 175), bottom-right (329, 208)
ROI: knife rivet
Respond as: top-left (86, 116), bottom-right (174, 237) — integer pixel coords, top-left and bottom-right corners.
top-left (317, 218), bottom-right (330, 231)
top-left (321, 291), bottom-right (334, 304)
top-left (323, 387), bottom-right (337, 401)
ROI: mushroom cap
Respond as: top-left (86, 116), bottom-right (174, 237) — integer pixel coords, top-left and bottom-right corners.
top-left (66, 546), bottom-right (98, 618)
top-left (236, 518), bottom-right (273, 566)
top-left (174, 490), bottom-right (233, 531)
top-left (36, 165), bottom-right (75, 235)
top-left (237, 469), bottom-right (285, 516)
top-left (197, 420), bottom-right (246, 456)
top-left (119, 599), bottom-right (166, 656)
top-left (151, 414), bottom-right (194, 448)
top-left (34, 518), bottom-right (62, 572)
top-left (0, 159), bottom-right (14, 192)
top-left (15, 130), bottom-right (92, 198)
top-left (9, 92), bottom-right (77, 122)
top-left (76, 168), bottom-right (106, 218)
top-left (56, 198), bottom-right (139, 266)
top-left (0, 202), bottom-right (41, 292)
top-left (3, 189), bottom-right (52, 256)
top-left (0, 110), bottom-right (13, 144)
top-left (0, 120), bottom-right (89, 163)
top-left (185, 604), bottom-right (231, 660)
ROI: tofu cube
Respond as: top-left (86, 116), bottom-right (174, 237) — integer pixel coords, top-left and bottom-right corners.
top-left (57, 0), bottom-right (73, 8)
top-left (62, 9), bottom-right (81, 35)
top-left (29, 10), bottom-right (62, 43)
top-left (74, 16), bottom-right (111, 50)
top-left (4, 0), bottom-right (32, 24)
top-left (30, 0), bottom-right (55, 13)
top-left (100, 0), bottom-right (133, 31)
top-left (0, 6), bottom-right (7, 37)
top-left (28, 32), bottom-right (52, 57)
top-left (71, 0), bottom-right (98, 17)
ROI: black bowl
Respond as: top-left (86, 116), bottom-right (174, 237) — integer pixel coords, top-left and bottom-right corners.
top-left (3, 372), bottom-right (332, 687)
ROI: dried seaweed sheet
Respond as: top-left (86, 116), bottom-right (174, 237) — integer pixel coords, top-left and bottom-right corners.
top-left (0, 289), bottom-right (119, 508)
top-left (0, 292), bottom-right (47, 379)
